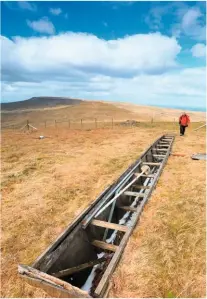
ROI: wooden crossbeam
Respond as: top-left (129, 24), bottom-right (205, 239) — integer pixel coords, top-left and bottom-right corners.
top-left (152, 154), bottom-right (166, 158)
top-left (124, 191), bottom-right (145, 197)
top-left (119, 206), bottom-right (137, 212)
top-left (52, 256), bottom-right (108, 278)
top-left (133, 185), bottom-right (151, 189)
top-left (92, 240), bottom-right (118, 252)
top-left (142, 162), bottom-right (161, 166)
top-left (139, 174), bottom-right (155, 178)
top-left (91, 219), bottom-right (128, 232)
top-left (153, 148), bottom-right (168, 151)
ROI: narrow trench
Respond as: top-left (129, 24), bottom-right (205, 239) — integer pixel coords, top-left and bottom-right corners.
top-left (78, 166), bottom-right (158, 296)
top-left (43, 144), bottom-right (168, 297)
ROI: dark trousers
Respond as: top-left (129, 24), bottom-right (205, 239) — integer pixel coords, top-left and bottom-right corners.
top-left (180, 125), bottom-right (186, 135)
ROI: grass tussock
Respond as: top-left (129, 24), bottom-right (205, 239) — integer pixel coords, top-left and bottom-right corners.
top-left (1, 123), bottom-right (206, 298)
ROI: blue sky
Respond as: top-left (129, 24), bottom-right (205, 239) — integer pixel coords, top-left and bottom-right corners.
top-left (1, 1), bottom-right (206, 110)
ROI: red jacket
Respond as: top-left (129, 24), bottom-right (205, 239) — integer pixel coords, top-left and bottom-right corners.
top-left (179, 114), bottom-right (190, 126)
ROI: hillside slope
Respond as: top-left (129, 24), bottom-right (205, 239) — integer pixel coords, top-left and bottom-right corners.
top-left (1, 97), bottom-right (82, 111)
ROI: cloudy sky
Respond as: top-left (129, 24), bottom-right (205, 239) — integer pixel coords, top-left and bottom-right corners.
top-left (1, 1), bottom-right (206, 110)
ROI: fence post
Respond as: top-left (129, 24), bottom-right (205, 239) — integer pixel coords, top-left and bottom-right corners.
top-left (26, 120), bottom-right (29, 130)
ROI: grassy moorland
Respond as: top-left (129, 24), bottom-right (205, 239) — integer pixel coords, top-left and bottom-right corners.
top-left (1, 121), bottom-right (205, 298)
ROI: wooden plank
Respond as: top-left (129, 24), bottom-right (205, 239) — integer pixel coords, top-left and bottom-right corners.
top-left (94, 188), bottom-right (149, 297)
top-left (52, 256), bottom-right (109, 278)
top-left (142, 162), bottom-right (161, 166)
top-left (152, 154), bottom-right (166, 157)
top-left (124, 191), bottom-right (145, 197)
top-left (91, 240), bottom-right (118, 252)
top-left (139, 174), bottom-right (155, 178)
top-left (119, 206), bottom-right (137, 212)
top-left (18, 264), bottom-right (90, 298)
top-left (94, 165), bottom-right (150, 218)
top-left (154, 149), bottom-right (168, 151)
top-left (91, 219), bottom-right (128, 232)
top-left (133, 185), bottom-right (151, 189)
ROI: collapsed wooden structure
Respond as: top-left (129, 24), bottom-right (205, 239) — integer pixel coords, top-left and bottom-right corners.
top-left (18, 134), bottom-right (175, 298)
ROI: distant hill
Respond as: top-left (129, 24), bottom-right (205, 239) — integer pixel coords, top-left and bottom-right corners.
top-left (1, 97), bottom-right (82, 111)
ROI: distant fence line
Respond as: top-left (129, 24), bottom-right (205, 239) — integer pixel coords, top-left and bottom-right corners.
top-left (2, 117), bottom-right (191, 131)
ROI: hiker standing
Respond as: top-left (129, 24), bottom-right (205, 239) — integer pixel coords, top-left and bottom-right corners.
top-left (179, 112), bottom-right (190, 136)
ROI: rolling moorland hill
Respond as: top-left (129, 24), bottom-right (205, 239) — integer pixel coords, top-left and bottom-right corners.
top-left (1, 97), bottom-right (205, 128)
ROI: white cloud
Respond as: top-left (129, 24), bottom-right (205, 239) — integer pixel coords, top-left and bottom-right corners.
top-left (181, 7), bottom-right (206, 40)
top-left (2, 67), bottom-right (205, 109)
top-left (145, 3), bottom-right (206, 41)
top-left (1, 32), bottom-right (205, 109)
top-left (1, 32), bottom-right (181, 79)
top-left (191, 43), bottom-right (206, 58)
top-left (18, 1), bottom-right (37, 11)
top-left (26, 17), bottom-right (55, 35)
top-left (49, 8), bottom-right (62, 16)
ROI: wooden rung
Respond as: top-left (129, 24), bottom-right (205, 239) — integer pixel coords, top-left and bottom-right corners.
top-left (152, 154), bottom-right (165, 157)
top-left (133, 185), bottom-right (150, 189)
top-left (92, 240), bottom-right (118, 252)
top-left (142, 162), bottom-right (161, 166)
top-left (91, 219), bottom-right (128, 232)
top-left (119, 206), bottom-right (137, 212)
top-left (157, 145), bottom-right (169, 148)
top-left (124, 191), bottom-right (145, 197)
top-left (140, 174), bottom-right (155, 178)
top-left (154, 149), bottom-right (168, 151)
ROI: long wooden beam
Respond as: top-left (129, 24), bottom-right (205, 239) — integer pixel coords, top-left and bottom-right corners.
top-left (91, 240), bottom-right (118, 252)
top-left (52, 256), bottom-right (109, 278)
top-left (142, 162), bottom-right (161, 166)
top-left (91, 219), bottom-right (128, 232)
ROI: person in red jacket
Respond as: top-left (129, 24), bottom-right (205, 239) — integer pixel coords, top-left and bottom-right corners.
top-left (179, 112), bottom-right (190, 136)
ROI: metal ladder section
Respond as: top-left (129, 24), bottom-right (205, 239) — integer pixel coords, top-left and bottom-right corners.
top-left (81, 134), bottom-right (175, 297)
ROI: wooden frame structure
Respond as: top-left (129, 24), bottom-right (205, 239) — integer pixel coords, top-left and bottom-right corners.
top-left (18, 134), bottom-right (175, 298)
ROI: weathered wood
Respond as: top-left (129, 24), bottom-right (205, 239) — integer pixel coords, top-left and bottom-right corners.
top-left (153, 148), bottom-right (168, 151)
top-left (91, 219), bottom-right (128, 232)
top-left (32, 184), bottom-right (112, 270)
top-left (139, 174), bottom-right (155, 178)
top-left (18, 264), bottom-right (91, 298)
top-left (142, 162), bottom-right (161, 166)
top-left (133, 185), bottom-right (151, 189)
top-left (152, 154), bottom-right (166, 157)
top-left (52, 256), bottom-right (109, 278)
top-left (119, 206), bottom-right (137, 212)
top-left (91, 240), bottom-right (118, 252)
top-left (124, 191), bottom-right (145, 197)
top-left (94, 165), bottom-right (150, 218)
top-left (94, 189), bottom-right (149, 297)
top-left (82, 135), bottom-right (164, 229)
top-left (95, 136), bottom-right (175, 297)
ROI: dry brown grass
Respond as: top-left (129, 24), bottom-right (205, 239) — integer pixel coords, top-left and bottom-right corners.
top-left (1, 123), bottom-right (205, 298)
